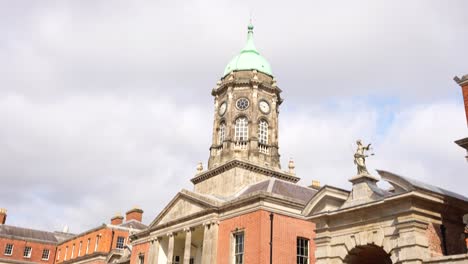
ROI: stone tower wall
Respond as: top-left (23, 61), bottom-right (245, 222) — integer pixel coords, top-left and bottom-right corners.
top-left (208, 70), bottom-right (282, 170)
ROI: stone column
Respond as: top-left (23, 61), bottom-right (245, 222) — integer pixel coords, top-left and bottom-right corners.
top-left (167, 233), bottom-right (174, 264)
top-left (148, 238), bottom-right (160, 264)
top-left (147, 239), bottom-right (155, 264)
top-left (201, 222), bottom-right (212, 263)
top-left (183, 228), bottom-right (192, 264)
top-left (209, 221), bottom-right (219, 264)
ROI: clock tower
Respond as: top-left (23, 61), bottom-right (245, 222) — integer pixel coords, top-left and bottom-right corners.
top-left (191, 24), bottom-right (299, 197)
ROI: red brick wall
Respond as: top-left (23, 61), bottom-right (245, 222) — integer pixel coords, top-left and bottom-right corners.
top-left (129, 242), bottom-right (149, 264)
top-left (216, 210), bottom-right (315, 264)
top-left (443, 221), bottom-right (467, 255)
top-left (0, 237), bottom-right (56, 264)
top-left (426, 221), bottom-right (467, 257)
top-left (56, 227), bottom-right (130, 263)
top-left (426, 223), bottom-right (443, 257)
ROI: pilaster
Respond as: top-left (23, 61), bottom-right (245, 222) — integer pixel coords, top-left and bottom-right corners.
top-left (209, 221), bottom-right (219, 264)
top-left (183, 228), bottom-right (192, 264)
top-left (166, 233), bottom-right (174, 264)
top-left (201, 222), bottom-right (212, 263)
top-left (147, 238), bottom-right (160, 264)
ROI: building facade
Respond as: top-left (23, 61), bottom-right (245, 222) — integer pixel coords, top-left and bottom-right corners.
top-left (55, 208), bottom-right (146, 264)
top-left (129, 24), bottom-right (319, 264)
top-left (0, 209), bottom-right (74, 264)
top-left (127, 25), bottom-right (468, 264)
top-left (3, 25), bottom-right (467, 264)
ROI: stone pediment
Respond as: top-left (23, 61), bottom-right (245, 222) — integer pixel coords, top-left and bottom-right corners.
top-left (149, 190), bottom-right (220, 227)
top-left (302, 186), bottom-right (349, 216)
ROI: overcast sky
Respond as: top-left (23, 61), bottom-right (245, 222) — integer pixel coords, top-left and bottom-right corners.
top-left (1, 0), bottom-right (468, 233)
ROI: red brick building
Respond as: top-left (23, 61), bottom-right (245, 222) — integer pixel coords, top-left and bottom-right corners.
top-left (0, 209), bottom-right (73, 264)
top-left (454, 74), bottom-right (468, 249)
top-left (55, 208), bottom-right (146, 264)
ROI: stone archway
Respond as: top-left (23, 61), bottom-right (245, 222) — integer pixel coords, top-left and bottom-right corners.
top-left (344, 244), bottom-right (392, 264)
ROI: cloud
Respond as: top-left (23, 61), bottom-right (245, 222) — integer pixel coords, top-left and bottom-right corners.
top-left (0, 0), bottom-right (467, 232)
top-left (0, 93), bottom-right (211, 231)
top-left (281, 100), bottom-right (468, 194)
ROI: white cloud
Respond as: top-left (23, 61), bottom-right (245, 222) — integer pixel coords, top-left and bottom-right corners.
top-left (281, 100), bottom-right (468, 195)
top-left (0, 0), bottom-right (467, 233)
top-left (0, 94), bottom-right (211, 230)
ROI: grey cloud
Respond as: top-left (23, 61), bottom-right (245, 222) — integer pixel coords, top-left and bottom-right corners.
top-left (0, 1), bottom-right (467, 232)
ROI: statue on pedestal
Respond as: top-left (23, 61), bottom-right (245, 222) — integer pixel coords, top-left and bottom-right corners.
top-left (354, 140), bottom-right (373, 175)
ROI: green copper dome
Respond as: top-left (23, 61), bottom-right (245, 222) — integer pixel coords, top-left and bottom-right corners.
top-left (223, 24), bottom-right (272, 76)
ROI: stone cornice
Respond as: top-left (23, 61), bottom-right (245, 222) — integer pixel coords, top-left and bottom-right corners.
top-left (454, 75), bottom-right (468, 86)
top-left (57, 252), bottom-right (108, 264)
top-left (213, 79), bottom-right (282, 96)
top-left (307, 191), bottom-right (443, 221)
top-left (56, 223), bottom-right (142, 246)
top-left (0, 234), bottom-right (59, 245)
top-left (146, 190), bottom-right (220, 229)
top-left (190, 159), bottom-right (300, 184)
top-left (131, 190), bottom-right (307, 242)
top-left (57, 224), bottom-right (107, 245)
top-left (0, 257), bottom-right (39, 264)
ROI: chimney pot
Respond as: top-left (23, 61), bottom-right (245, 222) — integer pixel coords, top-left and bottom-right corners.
top-left (0, 208), bottom-right (7, 224)
top-left (111, 213), bottom-right (124, 225)
top-left (125, 207), bottom-right (143, 222)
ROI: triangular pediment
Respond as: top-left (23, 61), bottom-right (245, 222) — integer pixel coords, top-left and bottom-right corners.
top-left (149, 190), bottom-right (220, 227)
top-left (302, 186), bottom-right (349, 216)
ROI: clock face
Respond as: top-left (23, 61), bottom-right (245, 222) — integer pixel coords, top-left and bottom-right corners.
top-left (218, 102), bottom-right (227, 116)
top-left (259, 100), bottom-right (270, 114)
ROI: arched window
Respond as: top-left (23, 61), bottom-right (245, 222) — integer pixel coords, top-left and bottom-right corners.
top-left (235, 117), bottom-right (249, 142)
top-left (258, 120), bottom-right (268, 145)
top-left (218, 122), bottom-right (226, 144)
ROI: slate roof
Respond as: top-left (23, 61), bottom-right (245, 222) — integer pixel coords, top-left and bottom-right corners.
top-left (377, 170), bottom-right (468, 202)
top-left (119, 220), bottom-right (147, 230)
top-left (239, 178), bottom-right (318, 204)
top-left (0, 225), bottom-right (69, 244)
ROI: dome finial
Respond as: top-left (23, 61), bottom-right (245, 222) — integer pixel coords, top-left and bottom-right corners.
top-left (222, 23), bottom-right (272, 76)
top-left (243, 21), bottom-right (257, 53)
top-left (248, 11), bottom-right (254, 30)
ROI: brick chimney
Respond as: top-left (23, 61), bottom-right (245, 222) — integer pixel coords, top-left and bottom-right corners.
top-left (111, 213), bottom-right (124, 225)
top-left (0, 208), bottom-right (7, 224)
top-left (454, 74), bottom-right (468, 126)
top-left (125, 207), bottom-right (143, 222)
top-left (454, 74), bottom-right (468, 161)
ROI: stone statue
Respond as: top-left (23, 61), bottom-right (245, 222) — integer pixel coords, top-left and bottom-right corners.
top-left (354, 140), bottom-right (372, 175)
